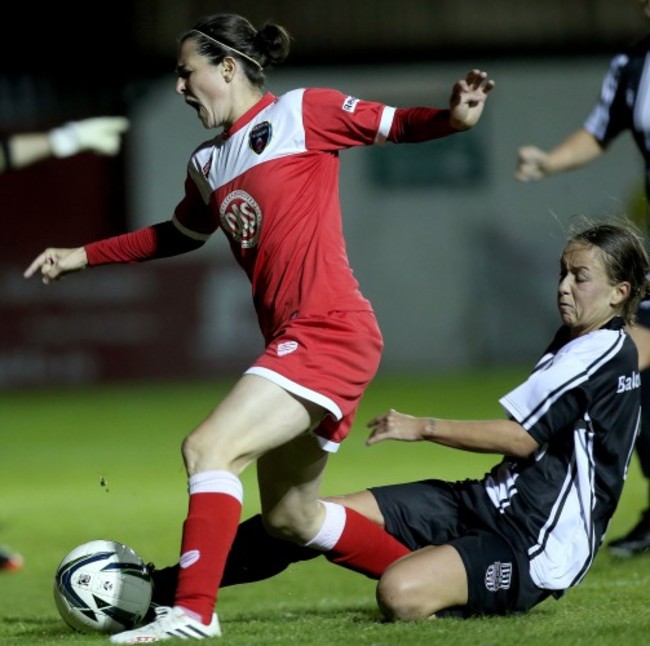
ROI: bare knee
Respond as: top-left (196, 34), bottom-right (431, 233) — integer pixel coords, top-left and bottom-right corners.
top-left (377, 544), bottom-right (468, 620)
top-left (181, 433), bottom-right (217, 473)
top-left (181, 431), bottom-right (249, 475)
top-left (376, 569), bottom-right (435, 621)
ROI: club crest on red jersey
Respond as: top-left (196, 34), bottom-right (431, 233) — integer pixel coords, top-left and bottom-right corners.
top-left (249, 121), bottom-right (272, 155)
top-left (220, 190), bottom-right (262, 248)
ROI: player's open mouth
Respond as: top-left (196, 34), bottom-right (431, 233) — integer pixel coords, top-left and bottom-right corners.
top-left (185, 99), bottom-right (201, 113)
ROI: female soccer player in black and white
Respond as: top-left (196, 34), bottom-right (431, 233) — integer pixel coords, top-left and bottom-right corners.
top-left (23, 12), bottom-right (494, 642)
top-left (148, 220), bottom-right (649, 620)
top-left (362, 222), bottom-right (647, 618)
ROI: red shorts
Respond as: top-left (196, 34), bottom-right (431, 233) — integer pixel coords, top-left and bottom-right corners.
top-left (245, 311), bottom-right (383, 452)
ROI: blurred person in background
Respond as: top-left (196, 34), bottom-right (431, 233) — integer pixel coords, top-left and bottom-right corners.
top-left (0, 116), bottom-right (129, 172)
top-left (516, 0), bottom-right (650, 558)
top-left (151, 220), bottom-right (648, 620)
top-left (0, 544), bottom-right (22, 572)
top-left (0, 114), bottom-right (128, 573)
top-left (23, 12), bottom-right (494, 642)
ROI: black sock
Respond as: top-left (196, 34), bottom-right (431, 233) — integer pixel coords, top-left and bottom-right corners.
top-left (150, 513), bottom-right (320, 606)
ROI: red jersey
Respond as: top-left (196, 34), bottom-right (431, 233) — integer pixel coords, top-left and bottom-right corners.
top-left (85, 88), bottom-right (455, 343)
top-left (83, 87), bottom-right (456, 436)
top-left (174, 89), bottom-right (396, 340)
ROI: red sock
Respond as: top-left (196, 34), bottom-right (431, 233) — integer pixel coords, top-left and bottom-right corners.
top-left (174, 490), bottom-right (242, 624)
top-left (326, 506), bottom-right (411, 579)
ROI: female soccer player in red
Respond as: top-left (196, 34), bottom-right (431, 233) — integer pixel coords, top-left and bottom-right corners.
top-left (24, 12), bottom-right (494, 642)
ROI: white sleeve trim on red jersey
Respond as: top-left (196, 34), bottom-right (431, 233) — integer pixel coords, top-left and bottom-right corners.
top-left (375, 106), bottom-right (396, 145)
top-left (171, 214), bottom-right (212, 241)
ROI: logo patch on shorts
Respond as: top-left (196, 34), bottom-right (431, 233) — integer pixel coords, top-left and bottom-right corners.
top-left (484, 561), bottom-right (512, 592)
top-left (277, 341), bottom-right (299, 356)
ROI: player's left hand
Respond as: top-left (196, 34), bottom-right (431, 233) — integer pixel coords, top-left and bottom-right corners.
top-left (366, 409), bottom-right (428, 446)
top-left (449, 69), bottom-right (495, 131)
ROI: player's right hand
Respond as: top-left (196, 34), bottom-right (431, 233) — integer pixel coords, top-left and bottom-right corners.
top-left (515, 145), bottom-right (549, 181)
top-left (366, 408), bottom-right (427, 446)
top-left (23, 247), bottom-right (88, 284)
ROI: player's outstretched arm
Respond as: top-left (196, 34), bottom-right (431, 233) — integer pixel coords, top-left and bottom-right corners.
top-left (49, 116), bottom-right (130, 158)
top-left (366, 409), bottom-right (538, 457)
top-left (23, 246), bottom-right (88, 284)
top-left (448, 69), bottom-right (495, 131)
top-left (2, 117), bottom-right (130, 172)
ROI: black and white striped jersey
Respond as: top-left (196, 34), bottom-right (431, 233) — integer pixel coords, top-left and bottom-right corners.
top-left (584, 34), bottom-right (650, 199)
top-left (484, 317), bottom-right (640, 592)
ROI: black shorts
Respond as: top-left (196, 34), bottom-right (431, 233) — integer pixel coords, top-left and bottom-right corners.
top-left (369, 479), bottom-right (552, 617)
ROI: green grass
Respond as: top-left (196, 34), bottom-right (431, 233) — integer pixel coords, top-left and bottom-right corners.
top-left (2, 367), bottom-right (650, 644)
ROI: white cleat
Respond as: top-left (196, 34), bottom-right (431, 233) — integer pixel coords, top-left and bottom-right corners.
top-left (109, 606), bottom-right (221, 642)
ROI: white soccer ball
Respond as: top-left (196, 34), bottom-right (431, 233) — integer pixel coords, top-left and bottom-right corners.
top-left (53, 539), bottom-right (153, 634)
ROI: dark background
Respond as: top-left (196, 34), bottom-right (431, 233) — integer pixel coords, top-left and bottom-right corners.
top-left (2, 0), bottom-right (645, 254)
top-left (1, 0), bottom-right (647, 387)
top-left (0, 2), bottom-right (646, 92)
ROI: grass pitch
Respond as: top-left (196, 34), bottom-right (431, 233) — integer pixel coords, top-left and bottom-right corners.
top-left (1, 367), bottom-right (650, 644)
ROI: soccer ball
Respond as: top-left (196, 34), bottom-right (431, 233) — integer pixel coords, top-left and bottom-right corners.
top-left (53, 539), bottom-right (153, 634)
